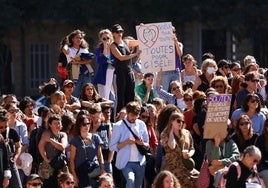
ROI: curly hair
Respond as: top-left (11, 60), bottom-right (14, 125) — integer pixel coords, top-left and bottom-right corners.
top-left (210, 76), bottom-right (229, 93)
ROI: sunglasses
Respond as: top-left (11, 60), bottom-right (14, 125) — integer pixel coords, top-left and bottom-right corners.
top-left (65, 181), bottom-right (75, 185)
top-left (28, 182), bottom-right (42, 187)
top-left (176, 119), bottom-right (185, 124)
top-left (102, 37), bottom-right (110, 41)
top-left (239, 121), bottom-right (249, 126)
top-left (82, 122), bottom-right (90, 127)
top-left (250, 98), bottom-right (259, 103)
top-left (215, 85), bottom-right (224, 89)
top-left (232, 68), bottom-right (241, 72)
top-left (65, 85), bottom-right (74, 88)
top-left (172, 86), bottom-right (180, 91)
top-left (140, 115), bottom-right (149, 119)
top-left (253, 159), bottom-right (259, 163)
top-left (251, 79), bottom-right (259, 83)
top-left (184, 98), bottom-right (193, 102)
top-left (8, 109), bottom-right (19, 114)
top-left (115, 30), bottom-right (123, 34)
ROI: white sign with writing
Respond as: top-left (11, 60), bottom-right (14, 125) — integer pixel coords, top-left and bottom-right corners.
top-left (136, 22), bottom-right (175, 73)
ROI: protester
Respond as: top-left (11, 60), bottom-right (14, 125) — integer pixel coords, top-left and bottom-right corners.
top-left (110, 24), bottom-right (141, 113)
top-left (135, 72), bottom-right (155, 104)
top-left (152, 170), bottom-right (182, 188)
top-left (25, 174), bottom-right (43, 188)
top-left (0, 108), bottom-right (22, 188)
top-left (38, 114), bottom-right (68, 187)
top-left (160, 26), bottom-right (183, 91)
top-left (69, 115), bottom-right (105, 188)
top-left (109, 101), bottom-right (149, 188)
top-left (225, 145), bottom-right (261, 188)
top-left (0, 130), bottom-right (11, 188)
top-left (62, 79), bottom-right (81, 112)
top-left (58, 172), bottom-right (75, 188)
top-left (64, 29), bottom-right (94, 98)
top-left (161, 112), bottom-right (198, 187)
top-left (94, 29), bottom-right (115, 100)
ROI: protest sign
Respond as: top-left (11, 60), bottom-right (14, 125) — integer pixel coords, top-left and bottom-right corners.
top-left (136, 22), bottom-right (175, 73)
top-left (203, 94), bottom-right (232, 139)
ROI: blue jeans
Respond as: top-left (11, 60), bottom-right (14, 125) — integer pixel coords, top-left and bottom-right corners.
top-left (121, 162), bottom-right (145, 188)
top-left (72, 73), bottom-right (93, 98)
top-left (161, 70), bottom-right (181, 92)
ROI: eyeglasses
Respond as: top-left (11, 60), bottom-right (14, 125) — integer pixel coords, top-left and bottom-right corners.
top-left (184, 98), bottom-right (193, 102)
top-left (28, 182), bottom-right (42, 187)
top-left (239, 121), bottom-right (250, 126)
top-left (102, 37), bottom-right (110, 41)
top-left (250, 98), bottom-right (259, 103)
top-left (140, 115), bottom-right (149, 119)
top-left (8, 109), bottom-right (19, 114)
top-left (251, 79), bottom-right (259, 83)
top-left (215, 85), bottom-right (224, 89)
top-left (172, 86), bottom-right (180, 91)
top-left (115, 30), bottom-right (123, 34)
top-left (65, 181), bottom-right (75, 185)
top-left (176, 119), bottom-right (184, 124)
top-left (82, 122), bottom-right (90, 127)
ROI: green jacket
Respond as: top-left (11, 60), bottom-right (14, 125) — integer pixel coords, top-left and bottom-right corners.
top-left (135, 82), bottom-right (154, 104)
top-left (205, 138), bottom-right (240, 167)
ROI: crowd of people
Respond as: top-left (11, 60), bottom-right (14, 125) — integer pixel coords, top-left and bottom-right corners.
top-left (0, 23), bottom-right (267, 188)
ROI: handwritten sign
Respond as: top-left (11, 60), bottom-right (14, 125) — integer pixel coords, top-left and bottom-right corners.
top-left (203, 94), bottom-right (232, 139)
top-left (136, 22), bottom-right (175, 73)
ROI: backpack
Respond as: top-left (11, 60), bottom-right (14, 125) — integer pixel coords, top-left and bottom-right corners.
top-left (213, 162), bottom-right (241, 188)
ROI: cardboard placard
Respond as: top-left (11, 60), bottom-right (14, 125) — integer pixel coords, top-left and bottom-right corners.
top-left (135, 22), bottom-right (175, 73)
top-left (203, 94), bottom-right (232, 139)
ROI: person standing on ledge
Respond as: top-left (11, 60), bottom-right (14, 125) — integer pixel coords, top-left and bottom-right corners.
top-left (110, 24), bottom-right (141, 114)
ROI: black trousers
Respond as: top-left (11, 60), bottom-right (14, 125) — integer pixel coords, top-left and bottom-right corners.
top-left (115, 69), bottom-right (135, 113)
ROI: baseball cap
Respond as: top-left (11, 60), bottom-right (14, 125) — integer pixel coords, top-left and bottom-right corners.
top-left (111, 24), bottom-right (124, 33)
top-left (63, 79), bottom-right (74, 87)
top-left (26, 174), bottom-right (43, 182)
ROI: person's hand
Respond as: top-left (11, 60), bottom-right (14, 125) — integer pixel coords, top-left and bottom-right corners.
top-left (214, 134), bottom-right (222, 147)
top-left (182, 150), bottom-right (191, 159)
top-left (73, 174), bottom-right (79, 187)
top-left (127, 138), bottom-right (136, 145)
top-left (211, 159), bottom-right (222, 166)
top-left (135, 138), bottom-right (144, 146)
top-left (136, 50), bottom-right (142, 57)
top-left (16, 157), bottom-right (22, 166)
top-left (2, 177), bottom-right (9, 188)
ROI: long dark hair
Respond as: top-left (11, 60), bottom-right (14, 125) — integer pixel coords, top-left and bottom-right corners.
top-left (157, 104), bottom-right (180, 135)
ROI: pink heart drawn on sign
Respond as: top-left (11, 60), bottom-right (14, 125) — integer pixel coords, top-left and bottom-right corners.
top-left (137, 25), bottom-right (159, 48)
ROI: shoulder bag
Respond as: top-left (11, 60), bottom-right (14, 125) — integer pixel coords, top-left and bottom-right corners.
top-left (122, 120), bottom-right (149, 155)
